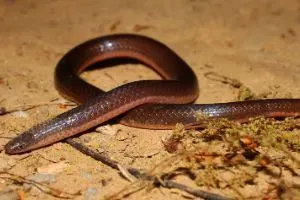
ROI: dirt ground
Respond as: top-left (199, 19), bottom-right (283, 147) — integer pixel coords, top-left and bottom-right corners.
top-left (0, 0), bottom-right (300, 200)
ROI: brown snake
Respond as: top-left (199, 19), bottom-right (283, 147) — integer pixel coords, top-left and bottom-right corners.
top-left (5, 34), bottom-right (300, 154)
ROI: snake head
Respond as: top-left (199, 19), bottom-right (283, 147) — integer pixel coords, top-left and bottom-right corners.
top-left (5, 132), bottom-right (35, 154)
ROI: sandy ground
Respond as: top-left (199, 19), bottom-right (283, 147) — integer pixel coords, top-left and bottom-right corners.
top-left (0, 0), bottom-right (299, 199)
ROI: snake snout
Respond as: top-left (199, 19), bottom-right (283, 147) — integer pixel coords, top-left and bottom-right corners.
top-left (5, 133), bottom-right (34, 154)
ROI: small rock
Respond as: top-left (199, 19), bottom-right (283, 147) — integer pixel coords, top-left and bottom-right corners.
top-left (84, 187), bottom-right (98, 200)
top-left (95, 125), bottom-right (118, 136)
top-left (12, 111), bottom-right (29, 118)
top-left (37, 161), bottom-right (69, 174)
top-left (81, 171), bottom-right (92, 180)
top-left (23, 173), bottom-right (56, 191)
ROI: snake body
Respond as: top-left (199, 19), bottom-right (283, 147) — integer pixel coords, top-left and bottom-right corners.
top-left (5, 34), bottom-right (300, 154)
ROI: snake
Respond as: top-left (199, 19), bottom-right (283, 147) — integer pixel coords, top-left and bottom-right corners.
top-left (5, 34), bottom-right (300, 154)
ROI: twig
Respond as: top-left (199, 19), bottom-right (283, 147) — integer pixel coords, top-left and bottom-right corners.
top-left (0, 172), bottom-right (78, 199)
top-left (66, 138), bottom-right (232, 200)
top-left (118, 164), bottom-right (138, 182)
top-left (162, 180), bottom-right (233, 200)
top-left (204, 72), bottom-right (242, 88)
top-left (65, 138), bottom-right (145, 178)
top-left (0, 100), bottom-right (76, 115)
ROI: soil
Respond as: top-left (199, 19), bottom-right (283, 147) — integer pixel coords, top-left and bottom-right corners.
top-left (0, 1), bottom-right (299, 200)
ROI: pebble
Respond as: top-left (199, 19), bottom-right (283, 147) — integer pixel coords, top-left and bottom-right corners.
top-left (84, 187), bottom-right (98, 200)
top-left (36, 161), bottom-right (69, 174)
top-left (81, 171), bottom-right (93, 180)
top-left (23, 173), bottom-right (56, 191)
top-left (12, 111), bottom-right (29, 118)
top-left (95, 125), bottom-right (118, 136)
